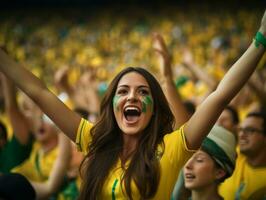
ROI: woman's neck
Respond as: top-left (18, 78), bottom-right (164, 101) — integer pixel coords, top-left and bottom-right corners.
top-left (191, 185), bottom-right (223, 200)
top-left (121, 133), bottom-right (140, 163)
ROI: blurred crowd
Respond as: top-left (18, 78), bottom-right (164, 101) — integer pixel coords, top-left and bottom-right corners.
top-left (0, 6), bottom-right (266, 200)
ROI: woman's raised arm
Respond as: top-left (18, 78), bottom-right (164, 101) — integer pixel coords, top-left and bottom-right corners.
top-left (0, 49), bottom-right (81, 142)
top-left (184, 10), bottom-right (266, 149)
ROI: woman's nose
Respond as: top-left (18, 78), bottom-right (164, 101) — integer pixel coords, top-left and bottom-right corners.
top-left (127, 91), bottom-right (137, 102)
top-left (185, 158), bottom-right (193, 169)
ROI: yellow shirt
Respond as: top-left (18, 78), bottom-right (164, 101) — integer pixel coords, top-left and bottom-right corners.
top-left (219, 148), bottom-right (266, 200)
top-left (12, 142), bottom-right (58, 182)
top-left (76, 118), bottom-right (194, 199)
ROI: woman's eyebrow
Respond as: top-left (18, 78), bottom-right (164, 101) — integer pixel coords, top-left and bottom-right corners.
top-left (117, 85), bottom-right (129, 88)
top-left (138, 85), bottom-right (150, 89)
top-left (117, 85), bottom-right (150, 89)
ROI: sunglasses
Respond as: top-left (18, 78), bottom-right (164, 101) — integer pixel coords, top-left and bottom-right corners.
top-left (237, 127), bottom-right (264, 135)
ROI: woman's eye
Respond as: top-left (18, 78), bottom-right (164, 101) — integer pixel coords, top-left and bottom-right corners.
top-left (117, 89), bottom-right (127, 95)
top-left (196, 159), bottom-right (204, 163)
top-left (195, 156), bottom-right (205, 162)
top-left (139, 89), bottom-right (149, 95)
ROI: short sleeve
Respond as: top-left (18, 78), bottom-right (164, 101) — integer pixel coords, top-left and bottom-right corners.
top-left (162, 125), bottom-right (196, 172)
top-left (75, 118), bottom-right (93, 154)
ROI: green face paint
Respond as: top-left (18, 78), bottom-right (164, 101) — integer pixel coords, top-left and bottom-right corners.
top-left (141, 96), bottom-right (153, 113)
top-left (113, 95), bottom-right (120, 111)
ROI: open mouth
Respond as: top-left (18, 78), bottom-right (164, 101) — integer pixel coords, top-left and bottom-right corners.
top-left (239, 139), bottom-right (248, 145)
top-left (185, 173), bottom-right (196, 180)
top-left (124, 106), bottom-right (141, 123)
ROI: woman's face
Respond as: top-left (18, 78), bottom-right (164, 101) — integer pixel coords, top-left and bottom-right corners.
top-left (113, 72), bottom-right (154, 136)
top-left (184, 150), bottom-right (222, 190)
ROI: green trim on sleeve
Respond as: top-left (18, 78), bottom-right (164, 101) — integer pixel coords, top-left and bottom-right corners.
top-left (180, 124), bottom-right (197, 152)
top-left (76, 119), bottom-right (86, 151)
top-left (34, 151), bottom-right (47, 180)
top-left (112, 179), bottom-right (119, 200)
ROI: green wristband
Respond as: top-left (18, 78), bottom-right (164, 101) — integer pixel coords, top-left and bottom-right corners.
top-left (254, 32), bottom-right (266, 48)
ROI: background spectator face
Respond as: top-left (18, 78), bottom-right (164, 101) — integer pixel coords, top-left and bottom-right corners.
top-left (33, 115), bottom-right (58, 143)
top-left (238, 115), bottom-right (266, 156)
top-left (184, 150), bottom-right (225, 190)
top-left (19, 93), bottom-right (42, 132)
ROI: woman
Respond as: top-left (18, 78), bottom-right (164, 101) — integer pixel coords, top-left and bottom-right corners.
top-left (184, 125), bottom-right (236, 200)
top-left (0, 11), bottom-right (265, 199)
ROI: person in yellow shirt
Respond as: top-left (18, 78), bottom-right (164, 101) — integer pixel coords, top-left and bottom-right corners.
top-left (76, 113), bottom-right (193, 199)
top-left (0, 132), bottom-right (71, 200)
top-left (0, 74), bottom-right (34, 174)
top-left (11, 114), bottom-right (59, 182)
top-left (0, 10), bottom-right (265, 199)
top-left (172, 125), bottom-right (237, 200)
top-left (11, 115), bottom-right (72, 199)
top-left (219, 111), bottom-right (266, 200)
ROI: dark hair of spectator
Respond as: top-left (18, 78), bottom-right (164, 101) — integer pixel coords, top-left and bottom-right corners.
top-left (225, 106), bottom-right (239, 125)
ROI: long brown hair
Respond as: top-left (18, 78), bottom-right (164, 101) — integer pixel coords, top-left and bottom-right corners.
top-left (79, 67), bottom-right (174, 200)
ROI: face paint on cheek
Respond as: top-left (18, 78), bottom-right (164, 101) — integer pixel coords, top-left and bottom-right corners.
top-left (113, 95), bottom-right (120, 111)
top-left (141, 96), bottom-right (153, 113)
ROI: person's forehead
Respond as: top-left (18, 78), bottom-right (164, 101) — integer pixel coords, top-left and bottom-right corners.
top-left (195, 150), bottom-right (210, 158)
top-left (241, 116), bottom-right (263, 128)
top-left (117, 72), bottom-right (149, 87)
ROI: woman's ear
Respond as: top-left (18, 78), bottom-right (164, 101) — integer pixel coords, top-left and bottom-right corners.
top-left (215, 168), bottom-right (226, 180)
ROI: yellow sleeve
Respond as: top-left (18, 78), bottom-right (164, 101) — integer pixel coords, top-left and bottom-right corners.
top-left (154, 126), bottom-right (196, 199)
top-left (163, 125), bottom-right (196, 174)
top-left (75, 118), bottom-right (93, 154)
